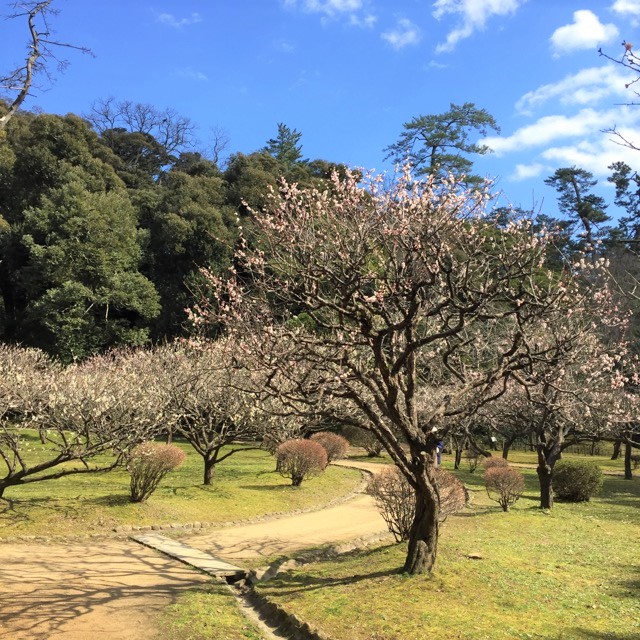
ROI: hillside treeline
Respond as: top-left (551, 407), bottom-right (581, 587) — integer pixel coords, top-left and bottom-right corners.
top-left (0, 104), bottom-right (343, 361)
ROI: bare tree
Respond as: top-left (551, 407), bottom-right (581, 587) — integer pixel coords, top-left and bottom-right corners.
top-left (208, 125), bottom-right (230, 167)
top-left (0, 1), bottom-right (91, 130)
top-left (189, 169), bottom-right (625, 574)
top-left (86, 97), bottom-right (196, 156)
top-left (0, 346), bottom-right (162, 499)
top-left (152, 339), bottom-right (274, 485)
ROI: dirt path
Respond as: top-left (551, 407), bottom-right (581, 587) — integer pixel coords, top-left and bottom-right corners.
top-left (0, 460), bottom-right (387, 640)
top-left (183, 462), bottom-right (388, 561)
top-left (0, 539), bottom-right (211, 640)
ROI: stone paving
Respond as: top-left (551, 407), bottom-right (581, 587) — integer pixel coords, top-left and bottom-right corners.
top-left (130, 532), bottom-right (246, 580)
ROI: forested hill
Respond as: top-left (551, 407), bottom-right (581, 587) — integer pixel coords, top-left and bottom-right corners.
top-left (2, 100), bottom-right (640, 363)
top-left (0, 105), bottom-right (345, 362)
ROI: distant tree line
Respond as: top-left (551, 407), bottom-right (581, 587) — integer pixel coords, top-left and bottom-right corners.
top-left (0, 100), bottom-right (350, 361)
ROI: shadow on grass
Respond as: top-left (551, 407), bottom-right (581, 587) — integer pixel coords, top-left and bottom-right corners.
top-left (616, 564), bottom-right (640, 600)
top-left (83, 494), bottom-right (131, 507)
top-left (263, 567), bottom-right (402, 597)
top-left (237, 483), bottom-right (299, 491)
top-left (553, 631), bottom-right (640, 639)
top-left (259, 545), bottom-right (403, 596)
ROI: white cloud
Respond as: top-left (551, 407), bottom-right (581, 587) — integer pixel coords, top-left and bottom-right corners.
top-left (283, 0), bottom-right (377, 27)
top-left (273, 39), bottom-right (296, 53)
top-left (516, 66), bottom-right (631, 114)
top-left (486, 105), bottom-right (640, 181)
top-left (350, 13), bottom-right (377, 28)
top-left (432, 0), bottom-right (525, 53)
top-left (611, 0), bottom-right (640, 27)
top-left (157, 12), bottom-right (202, 29)
top-left (176, 68), bottom-right (209, 82)
top-left (284, 0), bottom-right (362, 16)
top-left (611, 0), bottom-right (640, 16)
top-left (484, 109), bottom-right (622, 155)
top-left (550, 10), bottom-right (618, 56)
top-left (513, 163), bottom-right (546, 181)
top-left (382, 18), bottom-right (421, 50)
top-left (540, 134), bottom-right (640, 177)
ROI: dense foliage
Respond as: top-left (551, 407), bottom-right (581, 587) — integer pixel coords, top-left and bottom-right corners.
top-left (0, 107), bottom-right (345, 360)
top-left (553, 459), bottom-right (603, 502)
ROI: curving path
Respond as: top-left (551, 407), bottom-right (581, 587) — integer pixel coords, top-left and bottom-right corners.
top-left (0, 460), bottom-right (388, 640)
top-left (182, 460), bottom-right (388, 561)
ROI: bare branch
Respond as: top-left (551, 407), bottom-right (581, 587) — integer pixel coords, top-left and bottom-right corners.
top-left (1, 1), bottom-right (92, 130)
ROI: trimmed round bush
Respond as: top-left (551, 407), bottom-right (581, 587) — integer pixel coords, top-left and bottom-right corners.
top-left (367, 466), bottom-right (466, 542)
top-left (553, 459), bottom-right (603, 502)
top-left (276, 439), bottom-right (328, 486)
top-left (485, 466), bottom-right (525, 512)
top-left (127, 442), bottom-right (186, 503)
top-left (310, 431), bottom-right (350, 464)
top-left (482, 456), bottom-right (509, 475)
top-left (342, 425), bottom-right (384, 457)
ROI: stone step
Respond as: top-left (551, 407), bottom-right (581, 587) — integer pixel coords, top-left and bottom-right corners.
top-left (131, 533), bottom-right (246, 580)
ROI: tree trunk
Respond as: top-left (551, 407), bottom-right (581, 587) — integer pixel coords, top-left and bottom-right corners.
top-left (537, 463), bottom-right (553, 509)
top-left (203, 457), bottom-right (216, 485)
top-left (611, 440), bottom-right (621, 460)
top-left (454, 448), bottom-right (462, 469)
top-left (403, 468), bottom-right (439, 575)
top-left (624, 442), bottom-right (633, 480)
top-left (502, 436), bottom-right (515, 460)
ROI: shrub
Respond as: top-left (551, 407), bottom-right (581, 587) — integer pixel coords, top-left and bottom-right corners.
top-left (127, 442), bottom-right (186, 503)
top-left (484, 466), bottom-right (525, 512)
top-left (367, 466), bottom-right (466, 542)
top-left (630, 454), bottom-right (640, 470)
top-left (342, 425), bottom-right (383, 457)
top-left (310, 431), bottom-right (350, 464)
top-left (553, 459), bottom-right (603, 502)
top-left (465, 450), bottom-right (480, 473)
top-left (482, 456), bottom-right (509, 475)
top-left (436, 468), bottom-right (468, 520)
top-left (276, 439), bottom-right (328, 486)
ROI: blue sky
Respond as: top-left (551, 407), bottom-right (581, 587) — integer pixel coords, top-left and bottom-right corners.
top-left (2, 0), bottom-right (640, 221)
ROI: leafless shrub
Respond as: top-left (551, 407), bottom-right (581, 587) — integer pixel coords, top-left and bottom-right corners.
top-left (482, 456), bottom-right (509, 475)
top-left (310, 431), bottom-right (349, 464)
top-left (367, 466), bottom-right (467, 542)
top-left (484, 466), bottom-right (525, 512)
top-left (128, 442), bottom-right (186, 503)
top-left (436, 468), bottom-right (467, 520)
top-left (276, 439), bottom-right (327, 486)
top-left (466, 450), bottom-right (480, 473)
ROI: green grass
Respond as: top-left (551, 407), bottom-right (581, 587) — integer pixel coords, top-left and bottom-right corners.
top-left (255, 464), bottom-right (640, 640)
top-left (500, 449), bottom-right (627, 474)
top-left (0, 435), bottom-right (362, 538)
top-left (156, 583), bottom-right (263, 640)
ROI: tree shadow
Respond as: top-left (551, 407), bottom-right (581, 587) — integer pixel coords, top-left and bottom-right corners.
top-left (83, 494), bottom-right (131, 507)
top-left (259, 565), bottom-right (402, 597)
top-left (615, 564), bottom-right (640, 600)
top-left (550, 630), bottom-right (640, 639)
top-left (237, 483), bottom-right (298, 491)
top-left (0, 539), bottom-right (212, 638)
